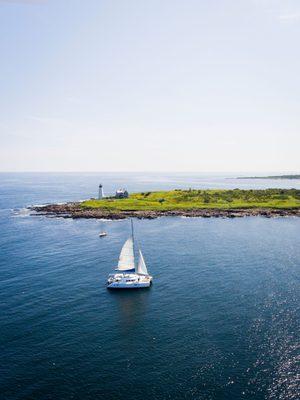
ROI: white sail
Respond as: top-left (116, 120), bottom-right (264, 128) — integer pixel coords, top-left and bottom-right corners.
top-left (117, 238), bottom-right (135, 271)
top-left (137, 249), bottom-right (148, 275)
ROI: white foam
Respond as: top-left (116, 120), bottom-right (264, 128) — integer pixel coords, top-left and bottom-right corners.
top-left (11, 208), bottom-right (31, 217)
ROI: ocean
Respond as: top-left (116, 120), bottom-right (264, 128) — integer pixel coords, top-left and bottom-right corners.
top-left (0, 173), bottom-right (299, 400)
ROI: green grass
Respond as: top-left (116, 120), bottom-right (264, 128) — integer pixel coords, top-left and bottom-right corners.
top-left (81, 189), bottom-right (300, 211)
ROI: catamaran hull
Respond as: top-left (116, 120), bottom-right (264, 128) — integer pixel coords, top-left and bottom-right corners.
top-left (107, 274), bottom-right (153, 289)
top-left (107, 281), bottom-right (152, 289)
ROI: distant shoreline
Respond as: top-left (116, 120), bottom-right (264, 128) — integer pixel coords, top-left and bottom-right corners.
top-left (30, 203), bottom-right (300, 219)
top-left (237, 174), bottom-right (300, 180)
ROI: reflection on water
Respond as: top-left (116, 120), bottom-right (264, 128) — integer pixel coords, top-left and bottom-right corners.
top-left (109, 289), bottom-right (151, 332)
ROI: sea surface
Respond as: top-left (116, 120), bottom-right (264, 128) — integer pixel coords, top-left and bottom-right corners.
top-left (0, 173), bottom-right (299, 400)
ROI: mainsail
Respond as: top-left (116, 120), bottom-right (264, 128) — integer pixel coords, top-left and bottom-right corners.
top-left (137, 249), bottom-right (148, 275)
top-left (117, 238), bottom-right (135, 271)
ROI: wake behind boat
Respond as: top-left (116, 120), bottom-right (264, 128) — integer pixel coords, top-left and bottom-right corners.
top-left (107, 220), bottom-right (152, 289)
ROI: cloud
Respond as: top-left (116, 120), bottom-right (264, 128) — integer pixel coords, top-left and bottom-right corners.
top-left (279, 13), bottom-right (300, 22)
top-left (0, 0), bottom-right (47, 4)
top-left (66, 96), bottom-right (84, 105)
top-left (26, 115), bottom-right (72, 128)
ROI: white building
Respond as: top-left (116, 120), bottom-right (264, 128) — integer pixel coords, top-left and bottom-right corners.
top-left (115, 189), bottom-right (129, 198)
top-left (98, 184), bottom-right (104, 199)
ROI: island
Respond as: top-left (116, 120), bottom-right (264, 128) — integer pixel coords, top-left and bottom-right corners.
top-left (30, 189), bottom-right (300, 219)
top-left (237, 174), bottom-right (300, 180)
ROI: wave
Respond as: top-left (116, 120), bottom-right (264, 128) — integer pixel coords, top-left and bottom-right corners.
top-left (11, 208), bottom-right (31, 217)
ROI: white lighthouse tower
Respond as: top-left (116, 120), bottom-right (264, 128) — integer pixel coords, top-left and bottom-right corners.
top-left (98, 184), bottom-right (104, 200)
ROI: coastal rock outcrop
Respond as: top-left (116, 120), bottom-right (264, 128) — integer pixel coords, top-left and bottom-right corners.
top-left (29, 203), bottom-right (300, 219)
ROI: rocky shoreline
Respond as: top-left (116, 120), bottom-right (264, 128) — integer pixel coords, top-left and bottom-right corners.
top-left (29, 202), bottom-right (300, 219)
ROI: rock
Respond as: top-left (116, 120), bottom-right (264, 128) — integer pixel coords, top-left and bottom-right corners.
top-left (29, 203), bottom-right (300, 220)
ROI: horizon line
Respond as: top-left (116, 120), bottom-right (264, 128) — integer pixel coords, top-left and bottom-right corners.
top-left (0, 170), bottom-right (299, 174)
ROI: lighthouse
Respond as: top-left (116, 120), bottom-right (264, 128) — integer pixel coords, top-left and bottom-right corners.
top-left (98, 184), bottom-right (104, 200)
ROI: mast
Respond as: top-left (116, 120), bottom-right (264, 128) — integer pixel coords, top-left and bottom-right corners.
top-left (131, 218), bottom-right (136, 271)
top-left (131, 218), bottom-right (134, 242)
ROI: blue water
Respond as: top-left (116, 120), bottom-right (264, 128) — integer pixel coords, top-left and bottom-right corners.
top-left (0, 173), bottom-right (299, 400)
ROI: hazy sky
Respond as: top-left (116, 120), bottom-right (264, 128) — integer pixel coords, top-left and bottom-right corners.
top-left (0, 0), bottom-right (299, 172)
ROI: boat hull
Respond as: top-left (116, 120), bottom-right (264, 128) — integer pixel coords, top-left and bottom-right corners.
top-left (107, 281), bottom-right (151, 289)
top-left (107, 273), bottom-right (152, 290)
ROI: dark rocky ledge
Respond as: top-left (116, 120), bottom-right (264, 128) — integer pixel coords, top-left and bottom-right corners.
top-left (29, 203), bottom-right (300, 219)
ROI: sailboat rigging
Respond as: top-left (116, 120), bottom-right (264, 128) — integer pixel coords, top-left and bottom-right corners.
top-left (107, 219), bottom-right (152, 289)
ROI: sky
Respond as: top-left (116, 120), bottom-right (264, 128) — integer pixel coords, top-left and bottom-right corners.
top-left (0, 0), bottom-right (299, 172)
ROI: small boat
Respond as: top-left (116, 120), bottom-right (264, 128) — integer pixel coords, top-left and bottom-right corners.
top-left (99, 232), bottom-right (107, 237)
top-left (107, 220), bottom-right (152, 289)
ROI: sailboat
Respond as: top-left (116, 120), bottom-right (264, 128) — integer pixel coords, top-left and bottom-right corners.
top-left (107, 220), bottom-right (152, 289)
